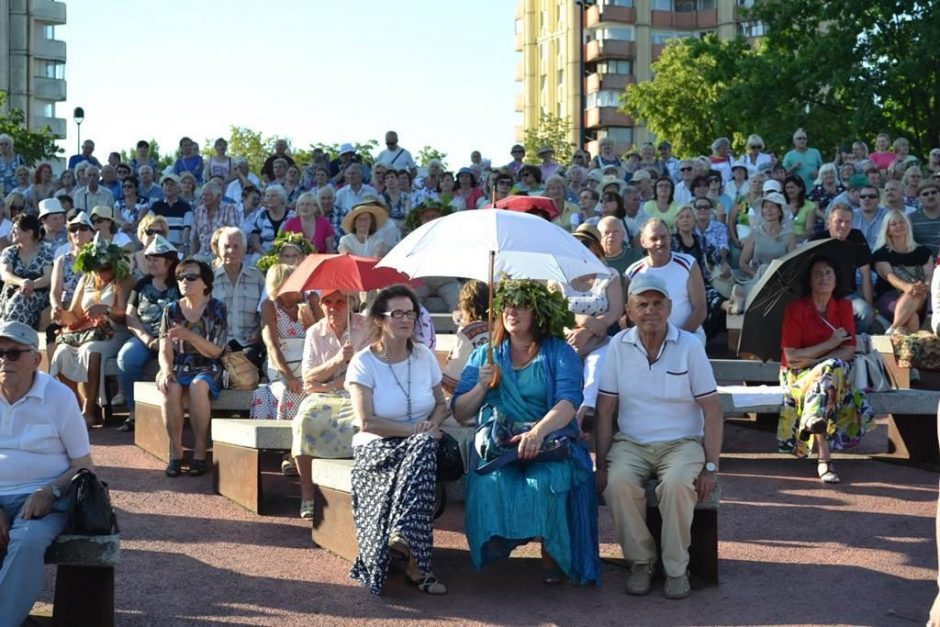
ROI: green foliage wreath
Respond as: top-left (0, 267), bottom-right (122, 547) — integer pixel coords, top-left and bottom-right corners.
top-left (493, 278), bottom-right (574, 339)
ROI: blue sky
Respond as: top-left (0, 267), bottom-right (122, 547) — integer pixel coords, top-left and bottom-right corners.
top-left (56, 0), bottom-right (519, 168)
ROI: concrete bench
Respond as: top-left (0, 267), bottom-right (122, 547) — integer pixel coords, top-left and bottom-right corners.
top-left (710, 359), bottom-right (779, 384)
top-left (430, 313), bottom-right (457, 334)
top-left (134, 381), bottom-right (254, 464)
top-left (309, 424), bottom-right (473, 561)
top-left (211, 418), bottom-right (293, 514)
top-left (43, 533), bottom-right (121, 626)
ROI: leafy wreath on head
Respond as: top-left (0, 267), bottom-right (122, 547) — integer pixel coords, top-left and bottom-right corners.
top-left (256, 231), bottom-right (315, 273)
top-left (73, 241), bottom-right (131, 281)
top-left (404, 199), bottom-right (452, 232)
top-left (492, 277), bottom-right (574, 340)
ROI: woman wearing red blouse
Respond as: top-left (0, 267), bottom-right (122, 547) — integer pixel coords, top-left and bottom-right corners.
top-left (778, 257), bottom-right (875, 483)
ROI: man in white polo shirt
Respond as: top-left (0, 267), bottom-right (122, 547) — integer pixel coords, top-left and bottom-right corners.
top-left (0, 321), bottom-right (93, 624)
top-left (594, 273), bottom-right (722, 600)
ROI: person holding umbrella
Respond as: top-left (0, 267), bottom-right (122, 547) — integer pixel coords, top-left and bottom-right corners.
top-left (778, 256), bottom-right (875, 483)
top-left (452, 279), bottom-right (599, 587)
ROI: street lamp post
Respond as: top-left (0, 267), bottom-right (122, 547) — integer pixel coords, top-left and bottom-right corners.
top-left (73, 107), bottom-right (84, 154)
top-left (574, 1), bottom-right (596, 153)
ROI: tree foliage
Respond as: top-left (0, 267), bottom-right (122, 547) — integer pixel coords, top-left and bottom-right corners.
top-left (0, 91), bottom-right (62, 165)
top-left (416, 145), bottom-right (447, 169)
top-left (523, 113), bottom-right (574, 164)
top-left (118, 139), bottom-right (173, 172)
top-left (621, 0), bottom-right (940, 159)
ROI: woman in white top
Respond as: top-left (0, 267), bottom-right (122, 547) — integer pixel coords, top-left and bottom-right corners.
top-left (346, 284), bottom-right (449, 596)
top-left (338, 202), bottom-right (390, 258)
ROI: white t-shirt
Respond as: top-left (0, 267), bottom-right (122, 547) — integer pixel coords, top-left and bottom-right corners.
top-left (345, 343), bottom-right (441, 447)
top-left (0, 218), bottom-right (11, 241)
top-left (0, 372), bottom-right (90, 495)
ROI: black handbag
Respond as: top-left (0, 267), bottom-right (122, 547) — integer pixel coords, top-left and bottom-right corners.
top-left (65, 468), bottom-right (119, 536)
top-left (436, 432), bottom-right (465, 483)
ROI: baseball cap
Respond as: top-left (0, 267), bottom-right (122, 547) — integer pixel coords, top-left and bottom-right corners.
top-left (0, 320), bottom-right (39, 351)
top-left (628, 273), bottom-right (670, 298)
top-left (161, 173), bottom-right (181, 185)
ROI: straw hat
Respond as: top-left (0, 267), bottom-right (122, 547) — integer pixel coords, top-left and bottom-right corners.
top-left (341, 201), bottom-right (388, 234)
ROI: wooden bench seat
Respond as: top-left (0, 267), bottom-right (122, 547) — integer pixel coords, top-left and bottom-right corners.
top-left (133, 382), bottom-right (254, 464)
top-left (211, 418), bottom-right (293, 514)
top-left (43, 533), bottom-right (121, 627)
top-left (643, 479), bottom-right (720, 584)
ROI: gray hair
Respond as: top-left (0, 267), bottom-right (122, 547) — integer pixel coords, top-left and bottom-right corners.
top-left (217, 226), bottom-right (247, 250)
top-left (317, 186), bottom-right (335, 201)
top-left (0, 133), bottom-right (12, 148)
top-left (295, 191), bottom-right (320, 210)
top-left (903, 165), bottom-right (923, 186)
top-left (202, 182), bottom-right (222, 197)
top-left (597, 215), bottom-right (626, 236)
top-left (710, 137), bottom-right (730, 153)
top-left (138, 165), bottom-right (153, 176)
top-left (263, 183), bottom-right (288, 204)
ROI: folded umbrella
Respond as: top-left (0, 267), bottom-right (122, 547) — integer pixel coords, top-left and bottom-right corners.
top-left (737, 238), bottom-right (859, 362)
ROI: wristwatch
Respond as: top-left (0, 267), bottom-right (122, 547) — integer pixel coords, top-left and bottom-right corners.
top-left (47, 484), bottom-right (62, 498)
top-left (704, 462), bottom-right (718, 473)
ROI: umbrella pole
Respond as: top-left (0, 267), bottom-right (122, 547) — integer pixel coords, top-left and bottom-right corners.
top-left (486, 250), bottom-right (495, 365)
top-left (346, 294), bottom-right (351, 342)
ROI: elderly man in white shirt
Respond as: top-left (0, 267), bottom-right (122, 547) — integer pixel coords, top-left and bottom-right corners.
top-left (0, 321), bottom-right (93, 624)
top-left (594, 274), bottom-right (723, 600)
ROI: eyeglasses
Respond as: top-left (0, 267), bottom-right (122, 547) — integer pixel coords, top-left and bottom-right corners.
top-left (496, 180), bottom-right (511, 186)
top-left (383, 309), bottom-right (417, 321)
top-left (0, 348), bottom-right (32, 361)
top-left (145, 228), bottom-right (166, 236)
top-left (859, 193), bottom-right (879, 199)
top-left (91, 217), bottom-right (108, 224)
top-left (122, 183), bottom-right (135, 188)
top-left (679, 167), bottom-right (693, 172)
top-left (68, 225), bottom-right (91, 233)
top-left (749, 144), bottom-right (763, 149)
top-left (921, 190), bottom-right (940, 197)
top-left (177, 273), bottom-right (201, 283)
top-left (794, 136), bottom-right (807, 141)
top-left (694, 204), bottom-right (712, 211)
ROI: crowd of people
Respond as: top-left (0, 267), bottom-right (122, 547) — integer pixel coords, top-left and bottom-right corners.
top-left (2, 125), bottom-right (940, 618)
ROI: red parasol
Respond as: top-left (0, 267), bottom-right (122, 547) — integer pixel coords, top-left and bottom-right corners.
top-left (277, 253), bottom-right (414, 296)
top-left (494, 195), bottom-right (559, 221)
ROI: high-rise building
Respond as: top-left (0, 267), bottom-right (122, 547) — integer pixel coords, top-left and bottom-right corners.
top-left (0, 0), bottom-right (67, 138)
top-left (515, 0), bottom-right (755, 157)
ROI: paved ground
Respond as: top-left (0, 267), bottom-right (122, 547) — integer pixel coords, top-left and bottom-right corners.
top-left (30, 422), bottom-right (940, 626)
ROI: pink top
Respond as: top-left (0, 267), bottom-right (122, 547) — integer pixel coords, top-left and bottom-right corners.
top-left (869, 151), bottom-right (895, 171)
top-left (280, 215), bottom-right (335, 253)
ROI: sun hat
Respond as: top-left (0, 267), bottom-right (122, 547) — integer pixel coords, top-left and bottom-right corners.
top-left (37, 198), bottom-right (65, 219)
top-left (0, 320), bottom-right (39, 350)
top-left (572, 223), bottom-right (602, 246)
top-left (90, 205), bottom-right (124, 225)
top-left (341, 200), bottom-right (388, 234)
top-left (628, 273), bottom-right (669, 298)
top-left (338, 143), bottom-right (355, 156)
top-left (630, 169), bottom-right (652, 182)
top-left (160, 173), bottom-right (181, 185)
top-left (918, 179), bottom-right (940, 194)
top-left (762, 180), bottom-right (782, 194)
top-left (66, 210), bottom-right (93, 228)
top-left (760, 191), bottom-right (787, 207)
top-left (600, 175), bottom-right (628, 195)
top-left (537, 145), bottom-right (554, 156)
top-left (144, 234), bottom-right (177, 256)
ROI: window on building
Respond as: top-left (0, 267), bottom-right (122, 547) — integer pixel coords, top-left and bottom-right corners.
top-left (737, 20), bottom-right (767, 37)
top-left (674, 0), bottom-right (696, 11)
top-left (586, 90), bottom-right (623, 109)
top-left (652, 30), bottom-right (694, 44)
top-left (43, 24), bottom-right (55, 39)
top-left (737, 0), bottom-right (756, 7)
top-left (36, 60), bottom-right (65, 80)
top-left (595, 26), bottom-right (634, 41)
top-left (699, 0), bottom-right (716, 9)
top-left (602, 0), bottom-right (635, 6)
top-left (597, 60), bottom-right (633, 75)
top-left (40, 102), bottom-right (55, 118)
top-left (601, 127), bottom-right (634, 146)
top-left (652, 0), bottom-right (672, 10)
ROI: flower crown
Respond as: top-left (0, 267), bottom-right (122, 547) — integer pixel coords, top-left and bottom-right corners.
top-left (256, 232), bottom-right (314, 273)
top-left (404, 200), bottom-right (452, 232)
top-left (73, 242), bottom-right (131, 281)
top-left (493, 278), bottom-right (574, 339)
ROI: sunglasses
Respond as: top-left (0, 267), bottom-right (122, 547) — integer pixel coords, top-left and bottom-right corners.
top-left (859, 193), bottom-right (879, 199)
top-left (679, 167), bottom-right (693, 172)
top-left (383, 309), bottom-right (417, 321)
top-left (145, 228), bottom-right (166, 236)
top-left (0, 347), bottom-right (33, 361)
top-left (68, 225), bottom-right (91, 233)
top-left (921, 190), bottom-right (939, 197)
top-left (122, 183), bottom-right (135, 188)
top-left (794, 137), bottom-right (807, 140)
top-left (91, 217), bottom-right (109, 224)
top-left (177, 273), bottom-right (201, 283)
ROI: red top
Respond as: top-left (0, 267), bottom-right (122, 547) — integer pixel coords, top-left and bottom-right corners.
top-left (780, 296), bottom-right (855, 368)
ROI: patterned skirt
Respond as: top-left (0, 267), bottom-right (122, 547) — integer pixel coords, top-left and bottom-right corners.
top-left (290, 392), bottom-right (357, 459)
top-left (778, 359), bottom-right (875, 458)
top-left (250, 382), bottom-right (306, 422)
top-left (349, 434), bottom-right (438, 595)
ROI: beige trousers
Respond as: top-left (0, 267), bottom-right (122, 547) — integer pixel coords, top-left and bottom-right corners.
top-left (602, 435), bottom-right (704, 577)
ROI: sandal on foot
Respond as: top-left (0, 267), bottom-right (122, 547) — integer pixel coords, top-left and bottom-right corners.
top-left (118, 418), bottom-right (135, 432)
top-left (299, 500), bottom-right (315, 520)
top-left (165, 459), bottom-right (183, 478)
top-left (542, 567), bottom-right (565, 585)
top-left (407, 572), bottom-right (447, 595)
top-left (817, 461), bottom-right (840, 484)
top-left (804, 417), bottom-right (828, 434)
top-left (188, 459), bottom-right (208, 477)
top-left (388, 533), bottom-right (411, 561)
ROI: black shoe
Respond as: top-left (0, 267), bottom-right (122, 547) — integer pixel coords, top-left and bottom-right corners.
top-left (188, 459), bottom-right (207, 477)
top-left (118, 419), bottom-right (135, 432)
top-left (165, 459), bottom-right (183, 477)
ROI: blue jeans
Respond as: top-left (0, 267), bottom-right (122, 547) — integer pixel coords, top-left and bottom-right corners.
top-left (116, 336), bottom-right (157, 410)
top-left (0, 492), bottom-right (69, 626)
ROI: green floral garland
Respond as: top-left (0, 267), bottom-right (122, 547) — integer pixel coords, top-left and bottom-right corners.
top-left (492, 278), bottom-right (574, 339)
top-left (404, 199), bottom-right (452, 232)
top-left (256, 232), bottom-right (315, 273)
top-left (72, 242), bottom-right (131, 281)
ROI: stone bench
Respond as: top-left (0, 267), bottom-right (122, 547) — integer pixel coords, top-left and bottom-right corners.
top-left (134, 382), bottom-right (254, 464)
top-left (211, 418), bottom-right (293, 514)
top-left (43, 533), bottom-right (121, 626)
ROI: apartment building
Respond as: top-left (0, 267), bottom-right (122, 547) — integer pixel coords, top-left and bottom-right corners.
top-left (515, 0), bottom-right (756, 157)
top-left (0, 0), bottom-right (67, 137)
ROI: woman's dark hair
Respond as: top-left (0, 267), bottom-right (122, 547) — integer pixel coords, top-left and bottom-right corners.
top-left (783, 174), bottom-right (807, 205)
top-left (706, 169), bottom-right (723, 191)
top-left (458, 280), bottom-right (489, 323)
top-left (14, 214), bottom-right (41, 241)
top-left (602, 191), bottom-right (626, 219)
top-left (176, 258), bottom-right (214, 295)
top-left (149, 252), bottom-right (179, 282)
top-left (518, 165), bottom-right (542, 185)
top-left (654, 175), bottom-right (675, 203)
top-left (690, 175), bottom-right (709, 192)
top-left (802, 255), bottom-right (846, 299)
top-left (368, 284), bottom-right (421, 348)
top-left (123, 175), bottom-right (140, 191)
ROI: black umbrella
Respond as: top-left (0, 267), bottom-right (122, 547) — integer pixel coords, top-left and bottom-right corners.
top-left (737, 238), bottom-right (859, 362)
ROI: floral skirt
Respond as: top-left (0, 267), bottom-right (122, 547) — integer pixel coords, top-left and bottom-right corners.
top-left (250, 382), bottom-right (306, 422)
top-left (778, 359), bottom-right (875, 457)
top-left (349, 434), bottom-right (438, 595)
top-left (290, 392), bottom-right (357, 459)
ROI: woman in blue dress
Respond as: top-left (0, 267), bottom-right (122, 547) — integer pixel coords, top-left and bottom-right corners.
top-left (452, 279), bottom-right (600, 586)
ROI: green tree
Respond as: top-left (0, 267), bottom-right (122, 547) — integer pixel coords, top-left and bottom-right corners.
top-left (0, 91), bottom-right (62, 165)
top-left (523, 113), bottom-right (574, 164)
top-left (306, 140), bottom-right (380, 167)
top-left (416, 145), bottom-right (447, 169)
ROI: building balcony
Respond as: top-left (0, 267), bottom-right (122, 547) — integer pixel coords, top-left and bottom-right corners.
top-left (514, 1), bottom-right (523, 20)
top-left (33, 37), bottom-right (66, 61)
top-left (585, 107), bottom-right (633, 129)
top-left (585, 4), bottom-right (635, 28)
top-left (514, 60), bottom-right (524, 81)
top-left (514, 32), bottom-right (524, 52)
top-left (584, 39), bottom-right (634, 62)
top-left (651, 9), bottom-right (718, 29)
top-left (33, 76), bottom-right (66, 100)
top-left (514, 93), bottom-right (525, 113)
top-left (30, 0), bottom-right (67, 25)
top-left (585, 72), bottom-right (633, 94)
top-left (32, 115), bottom-right (66, 138)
